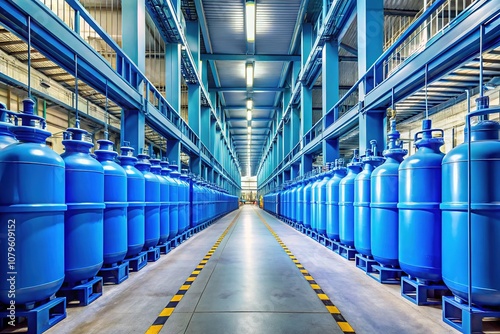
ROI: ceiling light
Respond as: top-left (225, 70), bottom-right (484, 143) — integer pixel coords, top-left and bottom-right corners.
top-left (246, 62), bottom-right (254, 87)
top-left (247, 126), bottom-right (252, 134)
top-left (247, 133), bottom-right (251, 140)
top-left (246, 99), bottom-right (253, 109)
top-left (245, 0), bottom-right (256, 43)
top-left (246, 109), bottom-right (252, 121)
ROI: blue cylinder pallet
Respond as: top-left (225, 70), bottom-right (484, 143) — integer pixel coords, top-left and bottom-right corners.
top-left (95, 139), bottom-right (128, 265)
top-left (317, 167), bottom-right (332, 235)
top-left (0, 99), bottom-right (66, 307)
top-left (0, 103), bottom-right (17, 149)
top-left (61, 126), bottom-right (105, 285)
top-left (135, 154), bottom-right (160, 251)
top-left (354, 141), bottom-right (385, 257)
top-left (151, 158), bottom-right (170, 245)
top-left (326, 159), bottom-right (347, 241)
top-left (371, 122), bottom-right (406, 267)
top-left (118, 145), bottom-right (145, 258)
top-left (441, 100), bottom-right (500, 307)
top-left (399, 119), bottom-right (444, 282)
top-left (339, 150), bottom-right (362, 248)
top-left (161, 161), bottom-right (178, 240)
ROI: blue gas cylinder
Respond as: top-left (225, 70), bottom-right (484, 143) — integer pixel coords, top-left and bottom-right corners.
top-left (290, 183), bottom-right (297, 222)
top-left (0, 99), bottom-right (65, 306)
top-left (118, 145), bottom-right (145, 258)
top-left (441, 99), bottom-right (500, 307)
top-left (296, 179), bottom-right (304, 225)
top-left (370, 122), bottom-right (407, 266)
top-left (95, 139), bottom-right (128, 265)
top-left (135, 154), bottom-right (160, 250)
top-left (286, 185), bottom-right (292, 220)
top-left (317, 167), bottom-right (333, 235)
top-left (398, 119), bottom-right (444, 281)
top-left (354, 140), bottom-right (385, 257)
top-left (303, 176), bottom-right (314, 229)
top-left (279, 186), bottom-right (286, 218)
top-left (311, 173), bottom-right (323, 232)
top-left (339, 149), bottom-right (362, 247)
top-left (151, 158), bottom-right (170, 245)
top-left (199, 181), bottom-right (207, 224)
top-left (0, 103), bottom-right (16, 149)
top-left (61, 125), bottom-right (105, 284)
top-left (161, 161), bottom-right (178, 240)
top-left (170, 165), bottom-right (184, 233)
top-left (326, 159), bottom-right (347, 240)
top-left (180, 170), bottom-right (190, 230)
top-left (190, 175), bottom-right (197, 227)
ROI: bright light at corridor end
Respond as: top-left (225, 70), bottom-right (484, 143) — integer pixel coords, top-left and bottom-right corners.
top-left (245, 0), bottom-right (256, 42)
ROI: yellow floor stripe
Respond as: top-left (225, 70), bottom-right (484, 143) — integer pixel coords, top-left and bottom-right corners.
top-left (338, 322), bottom-right (355, 332)
top-left (159, 307), bottom-right (175, 317)
top-left (255, 209), bottom-right (356, 334)
top-left (326, 305), bottom-right (341, 314)
top-left (145, 325), bottom-right (162, 334)
top-left (317, 293), bottom-right (329, 300)
top-left (171, 294), bottom-right (183, 302)
top-left (144, 211), bottom-right (241, 334)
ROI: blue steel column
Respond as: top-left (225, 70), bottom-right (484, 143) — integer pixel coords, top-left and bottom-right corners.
top-left (200, 67), bottom-right (211, 147)
top-left (167, 140), bottom-right (181, 171)
top-left (322, 37), bottom-right (340, 162)
top-left (165, 44), bottom-right (181, 112)
top-left (357, 0), bottom-right (386, 153)
top-left (357, 0), bottom-right (384, 98)
top-left (121, 0), bottom-right (145, 153)
top-left (301, 23), bottom-right (313, 175)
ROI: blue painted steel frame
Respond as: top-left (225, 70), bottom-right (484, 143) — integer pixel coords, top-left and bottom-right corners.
top-left (0, 0), bottom-right (241, 192)
top-left (257, 0), bottom-right (500, 191)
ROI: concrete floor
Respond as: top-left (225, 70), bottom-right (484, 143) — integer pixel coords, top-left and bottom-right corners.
top-left (46, 206), bottom-right (457, 334)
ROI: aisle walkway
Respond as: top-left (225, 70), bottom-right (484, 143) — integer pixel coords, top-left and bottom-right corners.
top-left (47, 205), bottom-right (456, 334)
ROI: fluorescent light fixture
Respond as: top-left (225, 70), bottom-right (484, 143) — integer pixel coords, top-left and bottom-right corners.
top-left (245, 1), bottom-right (256, 42)
top-left (246, 63), bottom-right (254, 87)
top-left (246, 109), bottom-right (252, 121)
top-left (246, 99), bottom-right (253, 109)
top-left (247, 133), bottom-right (251, 140)
top-left (247, 126), bottom-right (252, 134)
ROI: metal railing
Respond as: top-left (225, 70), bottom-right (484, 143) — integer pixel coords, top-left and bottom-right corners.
top-left (383, 0), bottom-right (475, 77)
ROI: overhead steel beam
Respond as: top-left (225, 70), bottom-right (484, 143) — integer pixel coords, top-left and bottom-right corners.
top-left (339, 42), bottom-right (357, 56)
top-left (0, 40), bottom-right (25, 46)
top-left (384, 8), bottom-right (419, 17)
top-left (340, 56), bottom-right (358, 62)
top-left (201, 53), bottom-right (301, 62)
top-left (212, 87), bottom-right (285, 92)
top-left (224, 105), bottom-right (276, 110)
top-left (227, 117), bottom-right (272, 122)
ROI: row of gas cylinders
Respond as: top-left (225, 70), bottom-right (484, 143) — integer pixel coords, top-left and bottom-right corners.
top-left (0, 100), bottom-right (238, 307)
top-left (264, 101), bottom-right (500, 308)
